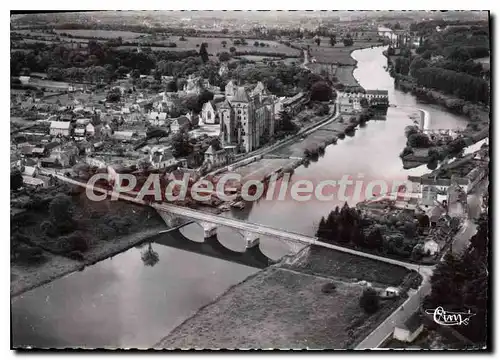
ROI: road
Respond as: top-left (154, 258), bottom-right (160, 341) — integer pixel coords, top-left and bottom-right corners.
top-left (451, 176), bottom-right (488, 255)
top-left (355, 267), bottom-right (433, 349)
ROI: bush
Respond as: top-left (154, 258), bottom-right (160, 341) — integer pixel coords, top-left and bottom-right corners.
top-left (13, 243), bottom-right (45, 265)
top-left (68, 231), bottom-right (90, 252)
top-left (40, 220), bottom-right (57, 237)
top-left (321, 282), bottom-right (337, 293)
top-left (359, 287), bottom-right (380, 314)
top-left (400, 146), bottom-right (414, 157)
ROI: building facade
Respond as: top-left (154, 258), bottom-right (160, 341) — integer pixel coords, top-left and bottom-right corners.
top-left (219, 82), bottom-right (278, 153)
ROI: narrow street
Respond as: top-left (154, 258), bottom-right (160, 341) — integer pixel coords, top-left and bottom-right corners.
top-left (451, 176), bottom-right (488, 255)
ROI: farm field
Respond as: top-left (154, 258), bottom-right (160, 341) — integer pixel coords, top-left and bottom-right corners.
top-left (295, 39), bottom-right (380, 65)
top-left (334, 66), bottom-right (359, 87)
top-left (155, 37), bottom-right (301, 56)
top-left (54, 29), bottom-right (148, 39)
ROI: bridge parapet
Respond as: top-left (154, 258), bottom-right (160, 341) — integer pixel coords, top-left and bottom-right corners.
top-left (156, 208), bottom-right (188, 228)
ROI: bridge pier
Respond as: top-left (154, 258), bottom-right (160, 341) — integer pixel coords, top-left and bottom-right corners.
top-left (244, 232), bottom-right (260, 249)
top-left (201, 222), bottom-right (218, 238)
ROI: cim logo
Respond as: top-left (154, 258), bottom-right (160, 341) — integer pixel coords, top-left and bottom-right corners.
top-left (425, 307), bottom-right (476, 326)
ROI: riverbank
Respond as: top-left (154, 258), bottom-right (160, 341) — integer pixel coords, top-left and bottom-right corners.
top-left (155, 245), bottom-right (413, 349)
top-left (11, 226), bottom-right (167, 298)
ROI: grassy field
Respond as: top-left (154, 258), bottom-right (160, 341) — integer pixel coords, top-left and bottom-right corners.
top-left (54, 29), bottom-right (148, 39)
top-left (156, 266), bottom-right (403, 349)
top-left (295, 39), bottom-right (380, 65)
top-left (138, 36), bottom-right (301, 56)
top-left (334, 66), bottom-right (359, 86)
top-left (281, 245), bottom-right (411, 287)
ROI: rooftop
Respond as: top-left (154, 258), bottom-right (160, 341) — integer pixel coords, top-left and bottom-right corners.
top-left (232, 87), bottom-right (250, 103)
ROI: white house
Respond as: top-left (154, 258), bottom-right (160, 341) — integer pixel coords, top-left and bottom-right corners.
top-left (50, 121), bottom-right (72, 137)
top-left (423, 239), bottom-right (439, 256)
top-left (393, 313), bottom-right (424, 343)
top-left (148, 112), bottom-right (168, 126)
top-left (380, 286), bottom-right (400, 299)
top-left (201, 101), bottom-right (219, 125)
top-left (337, 96), bottom-right (355, 114)
top-left (86, 123), bottom-right (95, 137)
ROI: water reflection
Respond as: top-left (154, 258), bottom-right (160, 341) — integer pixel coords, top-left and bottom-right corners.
top-left (141, 243), bottom-right (160, 267)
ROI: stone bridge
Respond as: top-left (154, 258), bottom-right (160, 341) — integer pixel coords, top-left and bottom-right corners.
top-left (157, 209), bottom-right (261, 249)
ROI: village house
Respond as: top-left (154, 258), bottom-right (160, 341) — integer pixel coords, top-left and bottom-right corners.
top-left (86, 123), bottom-right (95, 137)
top-left (49, 121), bottom-right (72, 137)
top-left (148, 112), bottom-right (168, 126)
top-left (204, 145), bottom-right (233, 168)
top-left (148, 147), bottom-right (177, 170)
top-left (200, 101), bottom-right (221, 125)
top-left (392, 313), bottom-right (424, 344)
top-left (281, 92), bottom-right (307, 117)
top-left (113, 131), bottom-right (139, 142)
top-left (170, 116), bottom-right (191, 133)
top-left (218, 63), bottom-right (229, 77)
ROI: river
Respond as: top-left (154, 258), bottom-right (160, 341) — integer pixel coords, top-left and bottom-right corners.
top-left (11, 46), bottom-right (471, 348)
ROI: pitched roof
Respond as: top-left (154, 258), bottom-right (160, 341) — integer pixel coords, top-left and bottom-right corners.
top-left (172, 116), bottom-right (190, 126)
top-left (202, 101), bottom-right (215, 112)
top-left (205, 145), bottom-right (215, 155)
top-left (50, 121), bottom-right (71, 130)
top-left (252, 81), bottom-right (267, 95)
top-left (401, 312), bottom-right (422, 333)
top-left (232, 87), bottom-right (250, 102)
top-left (218, 99), bottom-right (233, 110)
top-left (366, 89), bottom-right (389, 96)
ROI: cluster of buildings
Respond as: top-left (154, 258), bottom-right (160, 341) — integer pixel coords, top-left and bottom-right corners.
top-left (11, 70), bottom-right (311, 190)
top-left (199, 81), bottom-right (306, 153)
top-left (336, 90), bottom-right (390, 115)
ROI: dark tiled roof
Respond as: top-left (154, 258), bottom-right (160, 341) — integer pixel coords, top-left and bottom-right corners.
top-left (366, 89), bottom-right (389, 96)
top-left (402, 312), bottom-right (422, 333)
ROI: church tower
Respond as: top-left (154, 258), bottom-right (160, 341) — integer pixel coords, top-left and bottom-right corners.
top-left (231, 87), bottom-right (254, 153)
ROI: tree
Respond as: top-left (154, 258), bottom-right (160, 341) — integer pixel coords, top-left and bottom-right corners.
top-left (254, 41), bottom-right (260, 47)
top-left (315, 37), bottom-right (321, 46)
top-left (417, 214), bottom-right (430, 228)
top-left (171, 130), bottom-right (193, 158)
top-left (408, 133), bottom-right (432, 148)
top-left (409, 56), bottom-right (429, 77)
top-left (141, 243), bottom-right (159, 267)
top-left (329, 35), bottom-right (336, 47)
top-left (49, 194), bottom-right (74, 224)
top-left (310, 81), bottom-right (333, 102)
top-left (218, 52), bottom-right (231, 62)
top-left (106, 88), bottom-right (121, 103)
top-left (229, 46), bottom-right (236, 54)
top-left (221, 40), bottom-right (227, 48)
top-left (199, 42), bottom-right (209, 63)
top-left (278, 110), bottom-right (297, 132)
top-left (343, 37), bottom-right (354, 47)
top-left (166, 80), bottom-right (178, 92)
top-left (130, 69), bottom-right (141, 79)
top-left (11, 169), bottom-right (23, 191)
top-left (359, 287), bottom-right (380, 314)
